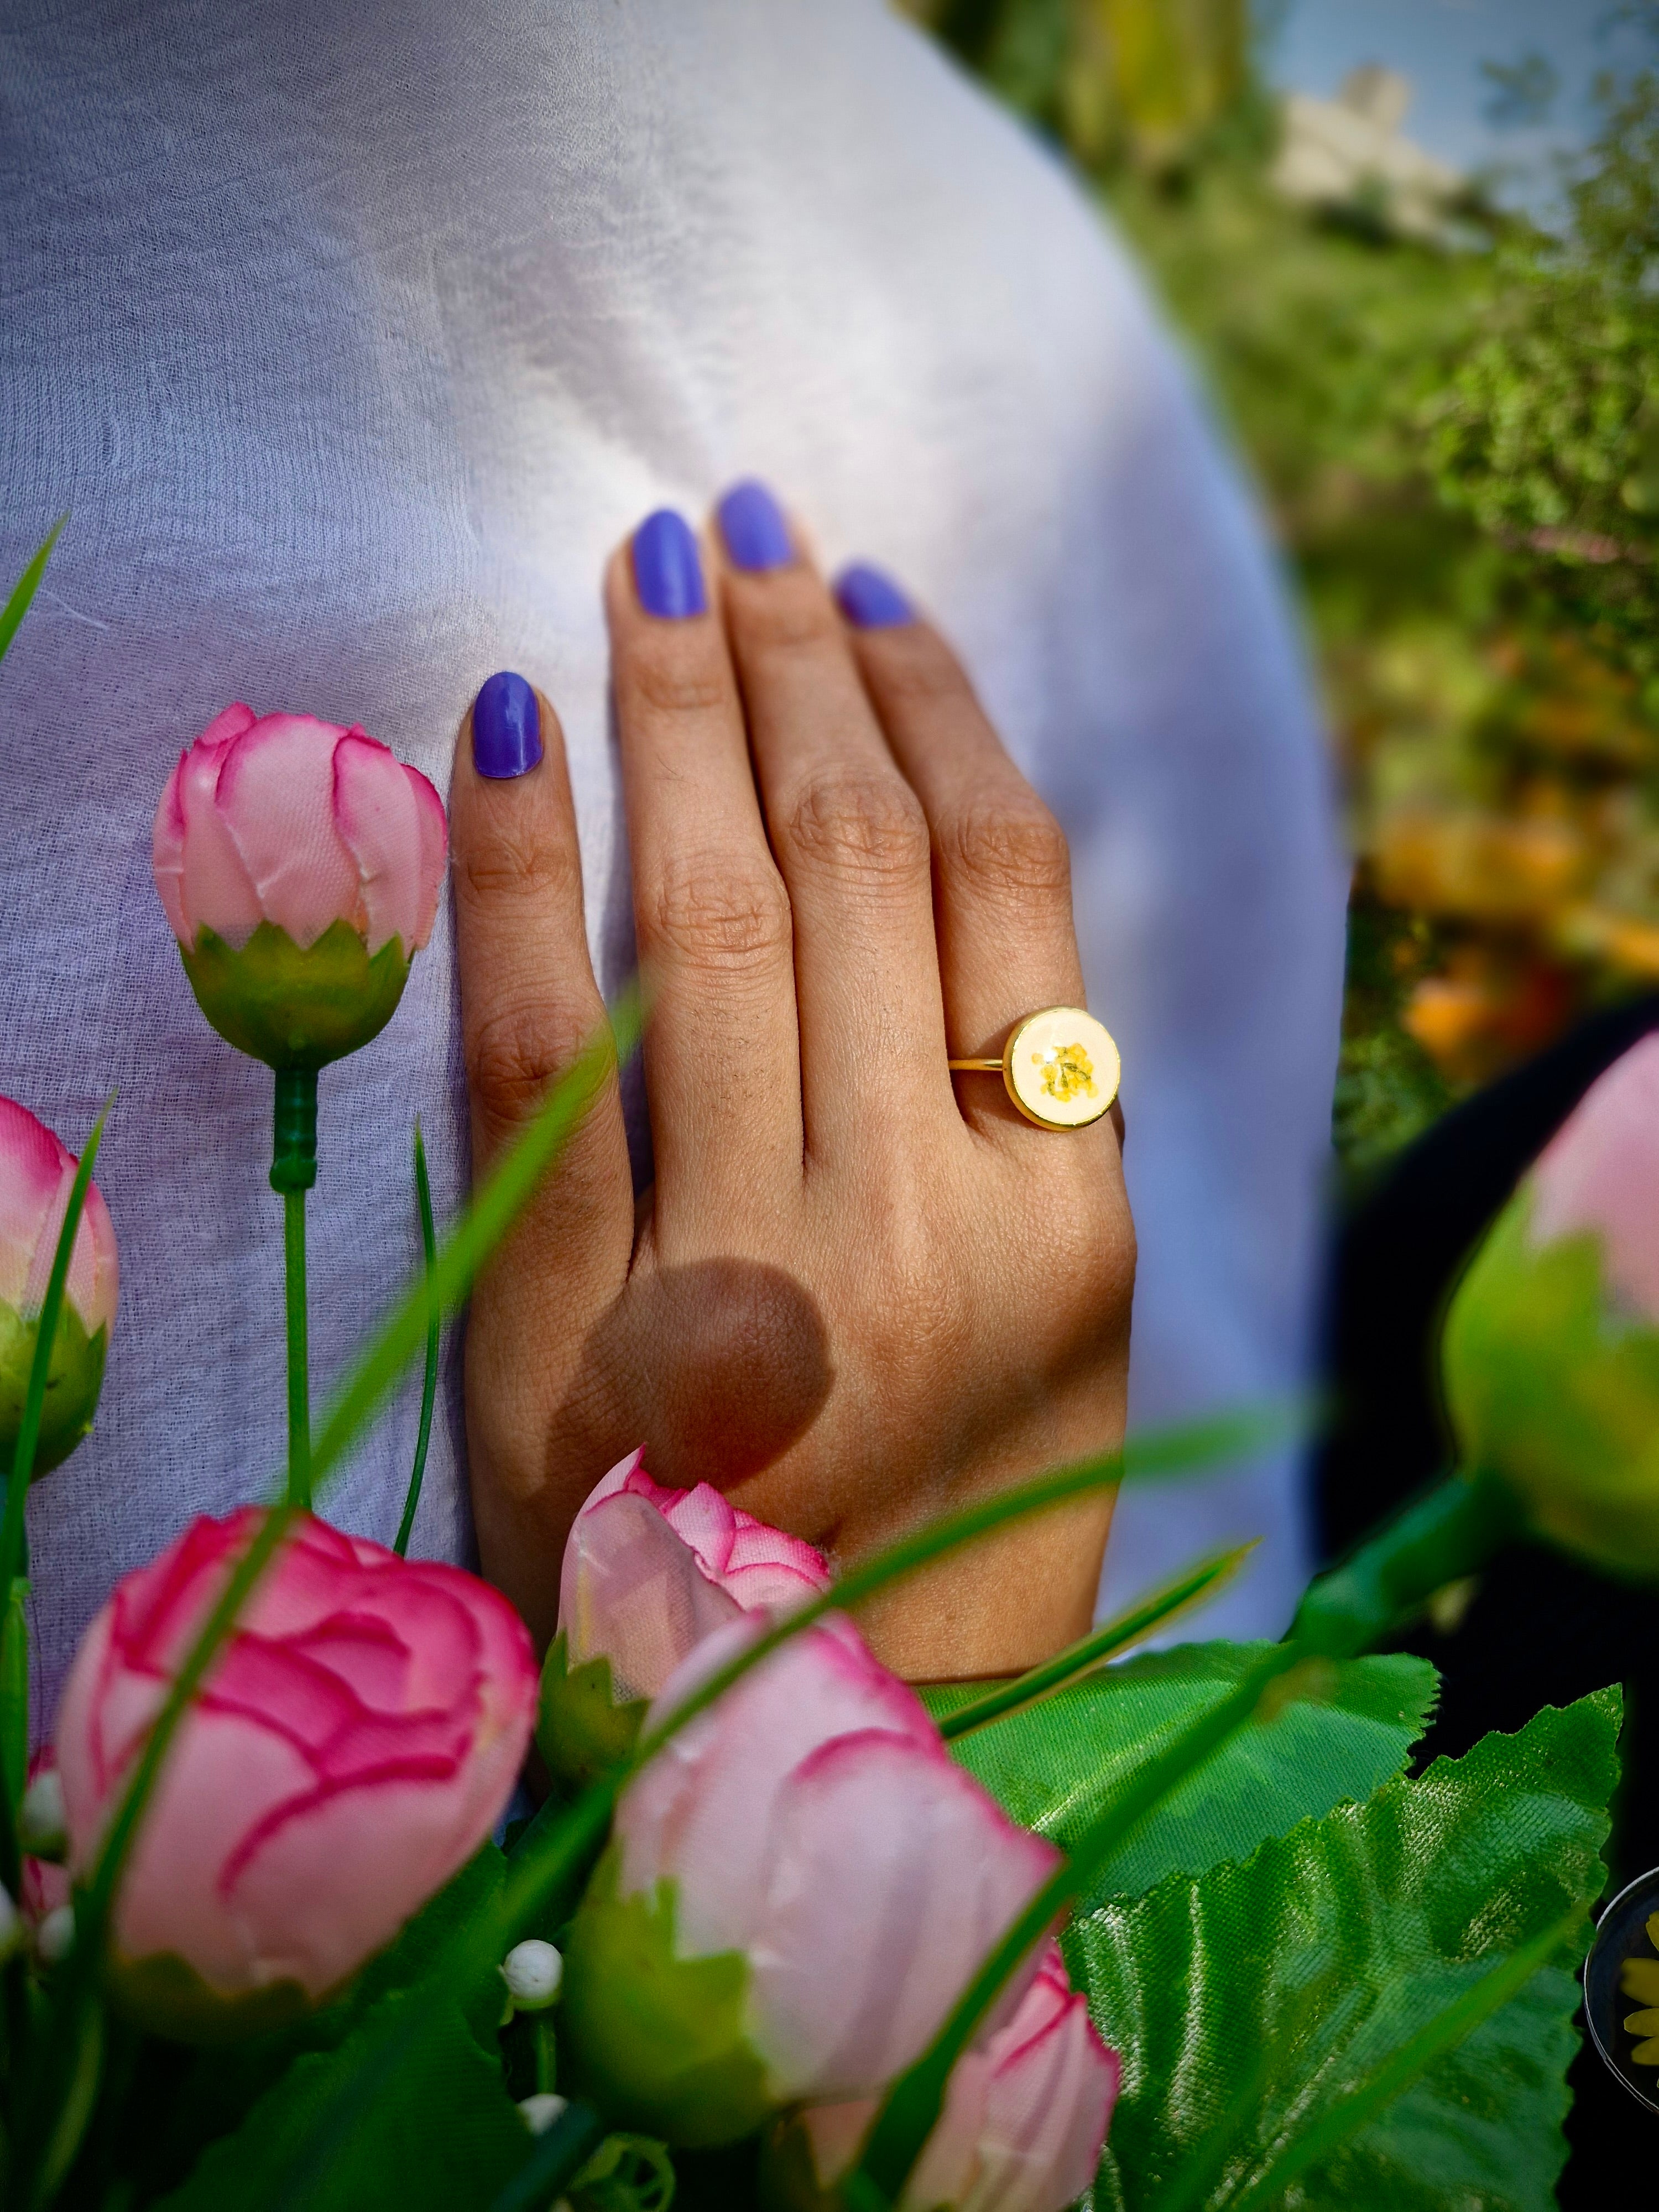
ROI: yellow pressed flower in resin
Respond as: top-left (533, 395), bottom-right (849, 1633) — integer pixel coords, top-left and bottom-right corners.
top-left (1620, 1912), bottom-right (1659, 2064)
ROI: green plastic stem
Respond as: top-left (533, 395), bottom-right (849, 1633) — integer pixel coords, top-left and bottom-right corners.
top-left (394, 1123), bottom-right (439, 1557)
top-left (271, 1067), bottom-right (318, 1512)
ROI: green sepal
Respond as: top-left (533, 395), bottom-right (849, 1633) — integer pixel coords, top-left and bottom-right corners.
top-left (0, 1300), bottom-right (107, 1480)
top-left (538, 1633), bottom-right (649, 1798)
top-left (560, 1848), bottom-right (773, 2148)
top-left (110, 1947), bottom-right (316, 2046)
top-left (180, 919), bottom-right (410, 1071)
top-left (570, 2132), bottom-right (677, 2211)
top-left (1443, 1191), bottom-right (1659, 1576)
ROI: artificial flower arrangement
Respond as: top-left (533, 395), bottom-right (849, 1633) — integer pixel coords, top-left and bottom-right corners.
top-left (0, 529), bottom-right (1651, 2212)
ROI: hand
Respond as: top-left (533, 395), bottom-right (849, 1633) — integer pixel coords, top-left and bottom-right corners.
top-left (450, 490), bottom-right (1134, 1678)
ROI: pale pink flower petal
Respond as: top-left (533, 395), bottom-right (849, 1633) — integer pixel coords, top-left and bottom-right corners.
top-left (562, 1490), bottom-right (744, 1703)
top-left (801, 1943), bottom-right (1119, 2212)
top-left (213, 714), bottom-right (359, 950)
top-left (0, 1097), bottom-right (118, 1337)
top-left (333, 730), bottom-right (426, 956)
top-left (557, 1451), bottom-right (830, 1701)
top-left (752, 1731), bottom-right (1058, 2099)
top-left (1531, 1032), bottom-right (1659, 1323)
top-left (405, 761), bottom-right (449, 951)
top-left (175, 721), bottom-right (265, 948)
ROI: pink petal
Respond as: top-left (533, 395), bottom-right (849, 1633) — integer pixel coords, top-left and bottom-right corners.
top-left (0, 1096), bottom-right (73, 1313)
top-left (1531, 1032), bottom-right (1659, 1323)
top-left (215, 714), bottom-right (359, 950)
top-left (748, 1731), bottom-right (1059, 2100)
top-left (618, 1619), bottom-right (945, 1963)
top-left (969, 1947), bottom-right (1120, 2212)
top-left (177, 729), bottom-right (265, 949)
top-left (288, 1614), bottom-right (412, 1710)
top-left (332, 730), bottom-right (425, 957)
top-left (560, 1490), bottom-right (744, 1701)
top-left (404, 761), bottom-right (448, 951)
top-left (151, 752), bottom-right (191, 944)
top-left (196, 702), bottom-right (260, 749)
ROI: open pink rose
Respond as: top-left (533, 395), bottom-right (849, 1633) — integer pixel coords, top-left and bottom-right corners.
top-left (56, 1509), bottom-right (535, 2036)
top-left (794, 1941), bottom-right (1120, 2212)
top-left (561, 1613), bottom-right (1060, 2145)
top-left (558, 1449), bottom-right (831, 1703)
top-left (0, 1095), bottom-right (118, 1477)
top-left (152, 705), bottom-right (447, 1068)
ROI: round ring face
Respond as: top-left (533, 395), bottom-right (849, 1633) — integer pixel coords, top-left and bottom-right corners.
top-left (1585, 1866), bottom-right (1659, 2112)
top-left (1001, 1008), bottom-right (1121, 1130)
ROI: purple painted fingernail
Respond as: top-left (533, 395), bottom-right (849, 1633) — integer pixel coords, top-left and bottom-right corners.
top-left (633, 509), bottom-right (707, 619)
top-left (718, 479), bottom-right (794, 573)
top-left (835, 562), bottom-right (915, 630)
top-left (472, 671), bottom-right (542, 779)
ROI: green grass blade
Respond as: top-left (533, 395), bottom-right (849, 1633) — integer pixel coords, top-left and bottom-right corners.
top-left (0, 517), bottom-right (65, 667)
top-left (938, 1543), bottom-right (1256, 1741)
top-left (394, 1120), bottom-right (440, 1557)
top-left (309, 988), bottom-right (639, 1500)
top-left (0, 1095), bottom-right (109, 1892)
top-left (1211, 1907), bottom-right (1583, 2212)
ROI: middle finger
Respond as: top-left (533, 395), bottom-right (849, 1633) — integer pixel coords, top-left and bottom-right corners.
top-left (713, 481), bottom-right (952, 1165)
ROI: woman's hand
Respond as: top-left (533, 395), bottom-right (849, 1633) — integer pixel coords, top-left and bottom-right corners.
top-left (450, 487), bottom-right (1134, 1678)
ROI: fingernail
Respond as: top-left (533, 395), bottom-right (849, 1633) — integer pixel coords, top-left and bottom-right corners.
top-left (472, 671), bottom-right (542, 779)
top-left (717, 479), bottom-right (794, 573)
top-left (633, 509), bottom-right (707, 619)
top-left (835, 562), bottom-right (915, 630)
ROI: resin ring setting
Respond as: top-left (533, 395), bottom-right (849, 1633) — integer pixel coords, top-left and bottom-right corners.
top-left (949, 1006), bottom-right (1121, 1130)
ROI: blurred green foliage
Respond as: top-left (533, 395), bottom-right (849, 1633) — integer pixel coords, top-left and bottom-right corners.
top-left (907, 0), bottom-right (1659, 1182)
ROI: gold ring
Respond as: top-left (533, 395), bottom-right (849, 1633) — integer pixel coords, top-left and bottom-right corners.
top-left (949, 1006), bottom-right (1121, 1130)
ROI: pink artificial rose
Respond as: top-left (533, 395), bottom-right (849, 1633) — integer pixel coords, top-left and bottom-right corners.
top-left (153, 704), bottom-right (446, 960)
top-left (558, 1449), bottom-right (831, 1702)
top-left (1529, 1030), bottom-right (1659, 1318)
top-left (794, 1941), bottom-right (1120, 2212)
top-left (0, 1094), bottom-right (119, 1477)
top-left (560, 1613), bottom-right (1060, 2144)
top-left (151, 705), bottom-right (447, 1068)
top-left (56, 1509), bottom-right (535, 2036)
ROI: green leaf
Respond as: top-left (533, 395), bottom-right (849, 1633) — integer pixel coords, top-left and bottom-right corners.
top-left (0, 517), bottom-right (64, 667)
top-left (1073, 1689), bottom-right (1620, 2212)
top-left (148, 1989), bottom-right (528, 2212)
top-left (927, 1639), bottom-right (1438, 1902)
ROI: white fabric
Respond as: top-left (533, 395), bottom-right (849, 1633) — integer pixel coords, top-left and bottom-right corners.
top-left (0, 0), bottom-right (1347, 1719)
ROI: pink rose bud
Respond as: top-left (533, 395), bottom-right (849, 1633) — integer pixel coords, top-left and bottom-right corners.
top-left (56, 1508), bottom-right (535, 2040)
top-left (0, 1096), bottom-right (118, 1479)
top-left (1443, 1034), bottom-right (1659, 1574)
top-left (540, 1451), bottom-right (831, 1793)
top-left (778, 1942), bottom-right (1120, 2212)
top-left (152, 705), bottom-right (447, 1069)
top-left (560, 1613), bottom-right (1060, 2147)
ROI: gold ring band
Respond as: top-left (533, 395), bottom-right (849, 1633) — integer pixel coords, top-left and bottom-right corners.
top-left (949, 1006), bottom-right (1121, 1130)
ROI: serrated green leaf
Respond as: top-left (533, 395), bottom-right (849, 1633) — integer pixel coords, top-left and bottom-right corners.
top-left (927, 1639), bottom-right (1438, 1902)
top-left (1071, 1689), bottom-right (1619, 2212)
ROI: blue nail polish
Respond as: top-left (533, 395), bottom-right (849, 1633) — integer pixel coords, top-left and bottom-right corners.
top-left (633, 509), bottom-right (707, 619)
top-left (472, 671), bottom-right (542, 779)
top-left (717, 479), bottom-right (794, 573)
top-left (835, 562), bottom-right (915, 630)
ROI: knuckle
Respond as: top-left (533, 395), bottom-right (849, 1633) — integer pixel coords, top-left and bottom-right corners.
top-left (736, 580), bottom-right (841, 657)
top-left (625, 650), bottom-right (731, 722)
top-left (785, 769), bottom-right (931, 883)
top-left (943, 795), bottom-right (1071, 900)
top-left (645, 855), bottom-right (793, 971)
top-left (466, 999), bottom-right (593, 1128)
top-left (457, 829), bottom-right (580, 910)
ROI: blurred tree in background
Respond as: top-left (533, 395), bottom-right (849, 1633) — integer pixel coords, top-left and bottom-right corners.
top-left (903, 0), bottom-right (1659, 1181)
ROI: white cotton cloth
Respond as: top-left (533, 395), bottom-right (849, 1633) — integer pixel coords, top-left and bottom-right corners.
top-left (0, 0), bottom-right (1347, 1719)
